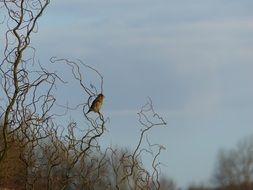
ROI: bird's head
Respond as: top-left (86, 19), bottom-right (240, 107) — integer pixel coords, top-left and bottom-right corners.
top-left (98, 93), bottom-right (105, 99)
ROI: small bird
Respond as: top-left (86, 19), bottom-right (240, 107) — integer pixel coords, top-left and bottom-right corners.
top-left (86, 93), bottom-right (104, 114)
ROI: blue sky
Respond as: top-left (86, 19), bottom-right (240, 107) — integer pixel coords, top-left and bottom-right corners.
top-left (27, 0), bottom-right (253, 188)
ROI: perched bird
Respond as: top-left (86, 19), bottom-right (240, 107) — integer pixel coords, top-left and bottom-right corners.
top-left (86, 93), bottom-right (104, 114)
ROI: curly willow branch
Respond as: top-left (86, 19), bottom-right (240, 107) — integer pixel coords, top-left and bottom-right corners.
top-left (0, 0), bottom-right (50, 162)
top-left (0, 1), bottom-right (169, 190)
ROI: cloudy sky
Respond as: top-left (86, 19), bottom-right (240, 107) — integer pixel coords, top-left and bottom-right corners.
top-left (28, 0), bottom-right (253, 188)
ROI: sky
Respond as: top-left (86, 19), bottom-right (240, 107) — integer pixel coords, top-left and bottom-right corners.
top-left (5, 0), bottom-right (253, 188)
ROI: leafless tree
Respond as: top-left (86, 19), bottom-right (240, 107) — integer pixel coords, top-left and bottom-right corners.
top-left (213, 135), bottom-right (253, 190)
top-left (158, 177), bottom-right (176, 190)
top-left (0, 1), bottom-right (172, 190)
